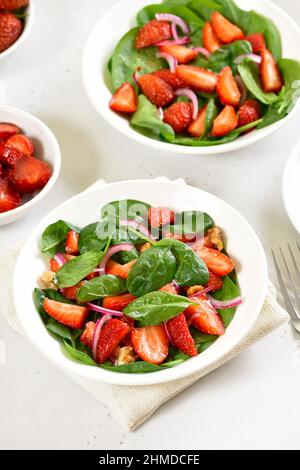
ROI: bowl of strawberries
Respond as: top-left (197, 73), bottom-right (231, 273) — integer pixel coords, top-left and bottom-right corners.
top-left (0, 105), bottom-right (61, 225)
top-left (0, 0), bottom-right (33, 59)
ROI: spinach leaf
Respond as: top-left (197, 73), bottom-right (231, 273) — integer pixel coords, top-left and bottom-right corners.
top-left (207, 40), bottom-right (252, 73)
top-left (101, 198), bottom-right (150, 221)
top-left (46, 319), bottom-right (74, 343)
top-left (111, 28), bottom-right (138, 91)
top-left (78, 223), bottom-right (107, 254)
top-left (131, 95), bottom-right (175, 141)
top-left (127, 246), bottom-right (177, 297)
top-left (112, 226), bottom-right (154, 246)
top-left (238, 60), bottom-right (279, 105)
top-left (212, 275), bottom-right (241, 327)
top-left (62, 340), bottom-right (97, 366)
top-left (77, 275), bottom-right (127, 302)
top-left (205, 98), bottom-right (218, 135)
top-left (199, 338), bottom-right (218, 352)
top-left (137, 46), bottom-right (166, 75)
top-left (100, 361), bottom-right (165, 373)
top-left (123, 291), bottom-right (194, 326)
top-left (246, 10), bottom-right (282, 60)
top-left (56, 251), bottom-right (103, 288)
top-left (41, 220), bottom-right (74, 255)
top-left (188, 0), bottom-right (222, 21)
top-left (170, 210), bottom-right (214, 235)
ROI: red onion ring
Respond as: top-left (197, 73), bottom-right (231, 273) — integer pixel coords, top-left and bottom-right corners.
top-left (158, 107), bottom-right (164, 120)
top-left (175, 88), bottom-right (199, 120)
top-left (234, 53), bottom-right (262, 65)
top-left (54, 253), bottom-right (67, 267)
top-left (157, 51), bottom-right (178, 73)
top-left (155, 13), bottom-right (189, 36)
top-left (96, 243), bottom-right (133, 276)
top-left (88, 303), bottom-right (124, 317)
top-left (207, 295), bottom-right (243, 309)
top-left (163, 322), bottom-right (172, 342)
top-left (156, 37), bottom-right (190, 46)
top-left (92, 315), bottom-right (111, 360)
top-left (193, 47), bottom-right (210, 59)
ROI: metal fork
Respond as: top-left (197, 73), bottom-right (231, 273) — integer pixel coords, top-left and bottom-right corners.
top-left (272, 242), bottom-right (300, 333)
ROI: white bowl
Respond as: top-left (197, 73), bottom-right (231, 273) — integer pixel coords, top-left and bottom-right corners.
top-left (0, 105), bottom-right (61, 226)
top-left (282, 139), bottom-right (300, 234)
top-left (0, 1), bottom-right (34, 61)
top-left (83, 0), bottom-right (300, 155)
top-left (13, 179), bottom-right (268, 386)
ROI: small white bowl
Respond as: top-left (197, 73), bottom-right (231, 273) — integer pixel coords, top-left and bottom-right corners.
top-left (0, 1), bottom-right (34, 61)
top-left (83, 0), bottom-right (300, 155)
top-left (13, 179), bottom-right (268, 386)
top-left (0, 105), bottom-right (61, 226)
top-left (283, 139), bottom-right (300, 234)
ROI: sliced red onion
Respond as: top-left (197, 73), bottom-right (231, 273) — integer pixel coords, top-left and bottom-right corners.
top-left (193, 47), bottom-right (210, 59)
top-left (54, 253), bottom-right (67, 267)
top-left (187, 311), bottom-right (201, 327)
top-left (156, 37), bottom-right (190, 46)
top-left (88, 303), bottom-right (124, 317)
top-left (234, 53), bottom-right (262, 65)
top-left (175, 88), bottom-right (199, 120)
top-left (119, 218), bottom-right (155, 241)
top-left (133, 72), bottom-right (139, 85)
top-left (97, 243), bottom-right (133, 276)
top-left (171, 280), bottom-right (180, 294)
top-left (92, 315), bottom-right (111, 360)
top-left (163, 322), bottom-right (172, 342)
top-left (157, 51), bottom-right (178, 73)
top-left (158, 107), bottom-right (164, 120)
top-left (155, 13), bottom-right (189, 36)
top-left (236, 75), bottom-right (248, 106)
top-left (207, 295), bottom-right (243, 309)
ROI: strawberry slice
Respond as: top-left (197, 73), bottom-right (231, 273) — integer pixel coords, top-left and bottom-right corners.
top-left (259, 47), bottom-right (283, 93)
top-left (0, 177), bottom-right (22, 213)
top-left (65, 230), bottom-right (79, 255)
top-left (61, 282), bottom-right (84, 301)
top-left (106, 259), bottom-right (136, 279)
top-left (80, 321), bottom-right (96, 349)
top-left (6, 134), bottom-right (34, 156)
top-left (131, 325), bottom-right (169, 365)
top-left (160, 45), bottom-right (198, 64)
top-left (96, 319), bottom-right (130, 363)
top-left (109, 82), bottom-right (137, 114)
top-left (148, 206), bottom-right (175, 228)
top-left (102, 293), bottom-right (136, 311)
top-left (0, 143), bottom-right (24, 167)
top-left (185, 295), bottom-right (225, 336)
top-left (163, 101), bottom-right (193, 134)
top-left (211, 12), bottom-right (244, 44)
top-left (211, 105), bottom-right (238, 137)
top-left (0, 163), bottom-right (2, 177)
top-left (0, 1), bottom-right (29, 9)
top-left (217, 66), bottom-right (241, 107)
top-left (12, 156), bottom-right (52, 193)
top-left (202, 22), bottom-right (222, 53)
top-left (159, 283), bottom-right (178, 295)
top-left (43, 298), bottom-right (89, 329)
top-left (196, 247), bottom-right (234, 276)
top-left (207, 271), bottom-right (223, 292)
top-left (187, 105), bottom-right (207, 138)
top-left (152, 69), bottom-right (186, 90)
top-left (238, 99), bottom-right (261, 128)
top-left (0, 123), bottom-right (19, 141)
top-left (136, 19), bottom-right (171, 49)
top-left (138, 74), bottom-right (175, 107)
top-left (244, 33), bottom-right (265, 54)
top-left (166, 313), bottom-right (197, 356)
top-left (175, 65), bottom-right (218, 93)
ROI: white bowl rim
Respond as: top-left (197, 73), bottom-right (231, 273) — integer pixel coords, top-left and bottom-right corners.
top-left (282, 138), bottom-right (300, 234)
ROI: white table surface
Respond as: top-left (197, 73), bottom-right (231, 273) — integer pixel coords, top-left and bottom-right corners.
top-left (1, 0), bottom-right (300, 451)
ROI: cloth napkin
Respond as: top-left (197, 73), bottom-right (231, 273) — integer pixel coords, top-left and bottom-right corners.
top-left (0, 178), bottom-right (290, 432)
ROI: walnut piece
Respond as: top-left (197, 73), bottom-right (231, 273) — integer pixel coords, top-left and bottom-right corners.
top-left (38, 271), bottom-right (58, 290)
top-left (186, 285), bottom-right (204, 296)
top-left (115, 346), bottom-right (136, 366)
top-left (207, 226), bottom-right (224, 251)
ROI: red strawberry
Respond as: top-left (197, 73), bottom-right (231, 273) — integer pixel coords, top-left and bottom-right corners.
top-left (0, 163), bottom-right (2, 177)
top-left (166, 313), bottom-right (197, 356)
top-left (245, 33), bottom-right (265, 54)
top-left (187, 104), bottom-right (207, 138)
top-left (196, 247), bottom-right (234, 276)
top-left (159, 283), bottom-right (178, 295)
top-left (163, 101), bottom-right (193, 134)
top-left (106, 259), bottom-right (136, 279)
top-left (0, 123), bottom-right (19, 141)
top-left (238, 99), bottom-right (261, 128)
top-left (43, 298), bottom-right (89, 329)
top-left (96, 319), bottom-right (130, 364)
top-left (152, 69), bottom-right (186, 90)
top-left (211, 105), bottom-right (238, 137)
top-left (202, 22), bottom-right (222, 53)
top-left (0, 176), bottom-right (21, 213)
top-left (12, 156), bottom-right (52, 193)
top-left (131, 325), bottom-right (169, 365)
top-left (136, 19), bottom-right (171, 49)
top-left (217, 66), bottom-right (241, 107)
top-left (80, 321), bottom-right (96, 349)
top-left (160, 45), bottom-right (198, 64)
top-left (148, 206), bottom-right (175, 228)
top-left (259, 47), bottom-right (283, 93)
top-left (102, 293), bottom-right (136, 311)
top-left (211, 12), bottom-right (244, 44)
top-left (207, 271), bottom-right (223, 292)
top-left (138, 74), bottom-right (175, 107)
top-left (185, 295), bottom-right (225, 336)
top-left (109, 82), bottom-right (137, 114)
top-left (6, 134), bottom-right (34, 156)
top-left (0, 143), bottom-right (23, 167)
top-left (0, 0), bottom-right (29, 9)
top-left (61, 282), bottom-right (84, 301)
top-left (50, 258), bottom-right (61, 273)
top-left (0, 12), bottom-right (22, 53)
top-left (175, 65), bottom-right (218, 93)
top-left (65, 230), bottom-right (79, 255)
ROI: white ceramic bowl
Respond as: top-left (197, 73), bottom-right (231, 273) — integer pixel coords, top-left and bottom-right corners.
top-left (282, 139), bottom-right (300, 234)
top-left (0, 105), bottom-right (61, 226)
top-left (0, 1), bottom-right (34, 61)
top-left (83, 0), bottom-right (300, 155)
top-left (13, 179), bottom-right (268, 386)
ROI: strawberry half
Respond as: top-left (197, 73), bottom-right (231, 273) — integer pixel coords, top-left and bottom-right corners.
top-left (163, 101), bottom-right (193, 134)
top-left (61, 282), bottom-right (84, 301)
top-left (0, 12), bottom-right (22, 53)
top-left (166, 313), bottom-right (197, 357)
top-left (185, 296), bottom-right (225, 336)
top-left (102, 293), bottom-right (136, 311)
top-left (12, 156), bottom-right (52, 193)
top-left (131, 325), bottom-right (169, 365)
top-left (6, 134), bottom-right (34, 156)
top-left (136, 19), bottom-right (171, 49)
top-left (217, 66), bottom-right (241, 107)
top-left (207, 271), bottom-right (223, 292)
top-left (238, 99), bottom-right (261, 128)
top-left (152, 69), bottom-right (186, 90)
top-left (109, 82), bottom-right (137, 114)
top-left (0, 123), bottom-right (19, 141)
top-left (211, 12), bottom-right (244, 44)
top-left (65, 230), bottom-right (79, 255)
top-left (196, 247), bottom-right (234, 276)
top-left (202, 22), bottom-right (222, 53)
top-left (211, 105), bottom-right (238, 137)
top-left (106, 259), bottom-right (136, 279)
top-left (0, 143), bottom-right (24, 167)
top-left (0, 0), bottom-right (29, 9)
top-left (0, 176), bottom-right (22, 213)
top-left (80, 321), bottom-right (96, 349)
top-left (259, 47), bottom-right (283, 93)
top-left (138, 74), bottom-right (175, 107)
top-left (148, 206), bottom-right (175, 228)
top-left (159, 283), bottom-right (179, 295)
top-left (43, 298), bottom-right (89, 329)
top-left (160, 45), bottom-right (198, 64)
top-left (244, 33), bottom-right (265, 54)
top-left (96, 318), bottom-right (130, 363)
top-left (175, 65), bottom-right (218, 93)
top-left (187, 105), bottom-right (207, 138)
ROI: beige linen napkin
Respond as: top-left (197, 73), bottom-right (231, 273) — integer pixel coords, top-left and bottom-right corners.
top-left (0, 179), bottom-right (290, 432)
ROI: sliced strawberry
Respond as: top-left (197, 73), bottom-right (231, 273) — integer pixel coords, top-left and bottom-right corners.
top-left (185, 295), bottom-right (225, 335)
top-left (160, 45), bottom-right (197, 64)
top-left (166, 313), bottom-right (197, 356)
top-left (109, 82), bottom-right (137, 114)
top-left (6, 134), bottom-right (34, 156)
top-left (152, 69), bottom-right (186, 90)
top-left (175, 65), bottom-right (218, 93)
top-left (65, 230), bottom-right (79, 255)
top-left (217, 66), bottom-right (241, 107)
top-left (61, 282), bottom-right (84, 301)
top-left (207, 271), bottom-right (223, 292)
top-left (0, 163), bottom-right (2, 177)
top-left (80, 321), bottom-right (96, 349)
top-left (12, 156), bottom-right (52, 193)
top-left (211, 12), bottom-right (244, 44)
top-left (0, 12), bottom-right (22, 53)
top-left (211, 105), bottom-right (238, 137)
top-left (138, 74), bottom-right (175, 107)
top-left (159, 283), bottom-right (178, 295)
top-left (85, 270), bottom-right (99, 280)
top-left (259, 47), bottom-right (283, 93)
top-left (96, 319), bottom-right (130, 364)
top-left (191, 235), bottom-right (213, 251)
top-left (119, 315), bottom-right (135, 329)
top-left (196, 247), bottom-right (234, 276)
top-left (0, 0), bottom-right (29, 9)
top-left (163, 101), bottom-right (193, 134)
top-left (238, 99), bottom-right (261, 128)
top-left (245, 33), bottom-right (265, 54)
top-left (0, 123), bottom-right (19, 142)
top-left (106, 259), bottom-right (136, 279)
top-left (50, 258), bottom-right (60, 273)
top-left (187, 105), bottom-right (207, 138)
top-left (131, 325), bottom-right (169, 365)
top-left (136, 19), bottom-right (171, 49)
top-left (0, 176), bottom-right (21, 213)
top-left (202, 22), bottom-right (222, 53)
top-left (0, 143), bottom-right (24, 167)
top-left (148, 206), bottom-right (175, 229)
top-left (43, 298), bottom-right (89, 329)
top-left (102, 293), bottom-right (136, 311)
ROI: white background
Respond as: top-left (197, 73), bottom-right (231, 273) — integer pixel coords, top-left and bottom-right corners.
top-left (1, 0), bottom-right (300, 450)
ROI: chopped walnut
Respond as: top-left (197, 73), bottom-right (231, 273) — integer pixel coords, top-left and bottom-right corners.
top-left (115, 346), bottom-right (136, 366)
top-left (187, 285), bottom-right (204, 296)
top-left (139, 242), bottom-right (151, 253)
top-left (207, 226), bottom-right (224, 251)
top-left (38, 271), bottom-right (58, 290)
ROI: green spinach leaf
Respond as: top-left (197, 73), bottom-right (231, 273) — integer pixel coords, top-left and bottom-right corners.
top-left (41, 220), bottom-right (76, 255)
top-left (131, 95), bottom-right (175, 141)
top-left (169, 210), bottom-right (214, 235)
top-left (62, 340), bottom-right (97, 366)
top-left (238, 60), bottom-right (279, 105)
top-left (78, 223), bottom-right (107, 254)
top-left (56, 251), bottom-right (103, 288)
top-left (212, 275), bottom-right (241, 327)
top-left (77, 275), bottom-right (127, 302)
top-left (100, 361), bottom-right (165, 373)
top-left (111, 28), bottom-right (138, 91)
top-left (101, 199), bottom-right (150, 221)
top-left (207, 40), bottom-right (252, 73)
